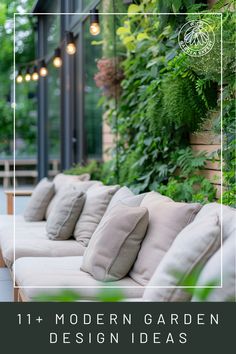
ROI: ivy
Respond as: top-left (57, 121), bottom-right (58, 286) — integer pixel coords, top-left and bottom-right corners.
top-left (97, 0), bottom-right (235, 206)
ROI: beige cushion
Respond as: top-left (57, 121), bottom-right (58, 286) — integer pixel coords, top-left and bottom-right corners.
top-left (81, 204), bottom-right (149, 281)
top-left (106, 186), bottom-right (134, 212)
top-left (14, 256), bottom-right (144, 301)
top-left (129, 192), bottom-right (202, 285)
top-left (143, 214), bottom-right (220, 302)
top-left (46, 189), bottom-right (86, 240)
top-left (24, 178), bottom-right (54, 221)
top-left (46, 179), bottom-right (102, 219)
top-left (0, 216), bottom-right (85, 268)
top-left (53, 173), bottom-right (90, 193)
top-left (194, 202), bottom-right (236, 242)
top-left (74, 184), bottom-right (120, 246)
top-left (192, 226), bottom-right (236, 302)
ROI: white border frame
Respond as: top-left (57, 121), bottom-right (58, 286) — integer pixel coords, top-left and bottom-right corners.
top-left (13, 12), bottom-right (223, 291)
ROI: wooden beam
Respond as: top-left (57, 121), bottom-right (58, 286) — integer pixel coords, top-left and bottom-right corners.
top-left (190, 132), bottom-right (221, 145)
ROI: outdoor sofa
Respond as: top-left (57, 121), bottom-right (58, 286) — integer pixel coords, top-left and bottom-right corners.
top-left (0, 174), bottom-right (235, 302)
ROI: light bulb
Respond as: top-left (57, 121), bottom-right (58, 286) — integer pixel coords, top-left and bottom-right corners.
top-left (53, 56), bottom-right (62, 68)
top-left (90, 22), bottom-right (100, 36)
top-left (39, 67), bottom-right (48, 77)
top-left (32, 66), bottom-right (39, 81)
top-left (66, 32), bottom-right (76, 55)
top-left (90, 9), bottom-right (100, 36)
top-left (53, 48), bottom-right (62, 67)
top-left (32, 72), bottom-right (39, 81)
top-left (66, 43), bottom-right (76, 55)
top-left (16, 74), bottom-right (23, 83)
top-left (25, 73), bottom-right (31, 82)
top-left (39, 60), bottom-right (48, 77)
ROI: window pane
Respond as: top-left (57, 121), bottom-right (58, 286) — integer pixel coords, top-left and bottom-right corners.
top-left (73, 0), bottom-right (81, 11)
top-left (83, 0), bottom-right (94, 9)
top-left (46, 15), bottom-right (60, 161)
top-left (83, 17), bottom-right (103, 160)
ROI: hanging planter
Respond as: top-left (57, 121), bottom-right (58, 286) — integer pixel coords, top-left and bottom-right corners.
top-left (94, 57), bottom-right (124, 98)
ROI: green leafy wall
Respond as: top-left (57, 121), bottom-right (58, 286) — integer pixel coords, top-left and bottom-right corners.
top-left (100, 0), bottom-right (235, 206)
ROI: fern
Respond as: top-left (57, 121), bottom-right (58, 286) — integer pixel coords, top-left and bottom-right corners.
top-left (161, 75), bottom-right (208, 131)
top-left (212, 0), bottom-right (233, 11)
top-left (176, 148), bottom-right (207, 177)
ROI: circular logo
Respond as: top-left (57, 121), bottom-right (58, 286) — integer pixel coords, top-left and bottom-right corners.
top-left (178, 20), bottom-right (215, 57)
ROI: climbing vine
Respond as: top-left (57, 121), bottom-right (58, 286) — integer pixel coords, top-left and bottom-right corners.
top-left (97, 0), bottom-right (235, 205)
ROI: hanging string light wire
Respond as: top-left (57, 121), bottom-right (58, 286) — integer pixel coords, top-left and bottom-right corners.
top-left (16, 31), bottom-right (76, 82)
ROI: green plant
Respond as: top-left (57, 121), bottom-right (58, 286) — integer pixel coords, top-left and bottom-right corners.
top-left (161, 75), bottom-right (210, 130)
top-left (34, 288), bottom-right (124, 302)
top-left (174, 147), bottom-right (207, 177)
top-left (158, 148), bottom-right (217, 203)
top-left (96, 0), bottom-right (235, 207)
top-left (64, 160), bottom-right (102, 180)
top-left (0, 0), bottom-right (36, 157)
top-left (187, 5), bottom-right (236, 206)
top-left (159, 175), bottom-right (216, 203)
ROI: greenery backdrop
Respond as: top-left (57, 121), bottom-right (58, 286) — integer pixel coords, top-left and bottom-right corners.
top-left (93, 0), bottom-right (235, 206)
top-left (0, 0), bottom-right (235, 206)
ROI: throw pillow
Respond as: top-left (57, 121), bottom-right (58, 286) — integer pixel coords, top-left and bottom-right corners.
top-left (74, 184), bottom-right (120, 246)
top-left (143, 214), bottom-right (220, 302)
top-left (129, 192), bottom-right (202, 285)
top-left (192, 233), bottom-right (236, 302)
top-left (45, 179), bottom-right (102, 219)
top-left (24, 178), bottom-right (55, 221)
top-left (81, 204), bottom-right (149, 281)
top-left (46, 188), bottom-right (86, 240)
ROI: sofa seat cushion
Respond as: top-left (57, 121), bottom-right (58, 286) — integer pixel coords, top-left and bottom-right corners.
top-left (14, 256), bottom-right (144, 301)
top-left (0, 216), bottom-right (85, 268)
top-left (129, 192), bottom-right (202, 286)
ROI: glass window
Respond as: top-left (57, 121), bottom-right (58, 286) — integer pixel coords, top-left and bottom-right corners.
top-left (83, 17), bottom-right (103, 159)
top-left (73, 0), bottom-right (81, 11)
top-left (83, 0), bottom-right (94, 10)
top-left (46, 14), bottom-right (61, 161)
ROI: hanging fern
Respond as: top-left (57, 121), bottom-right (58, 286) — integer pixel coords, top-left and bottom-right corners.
top-left (161, 75), bottom-right (208, 131)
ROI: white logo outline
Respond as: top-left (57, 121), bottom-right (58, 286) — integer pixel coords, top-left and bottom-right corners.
top-left (178, 20), bottom-right (215, 57)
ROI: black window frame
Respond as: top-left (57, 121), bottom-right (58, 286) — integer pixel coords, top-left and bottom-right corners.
top-left (34, 0), bottom-right (102, 178)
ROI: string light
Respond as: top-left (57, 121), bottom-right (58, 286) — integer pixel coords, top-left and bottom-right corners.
top-left (90, 9), bottom-right (100, 36)
top-left (32, 66), bottom-right (39, 81)
top-left (66, 32), bottom-right (76, 55)
top-left (17, 22), bottom-right (104, 82)
top-left (53, 48), bottom-right (62, 68)
top-left (39, 60), bottom-right (48, 77)
top-left (25, 67), bottom-right (31, 82)
top-left (16, 69), bottom-right (23, 83)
